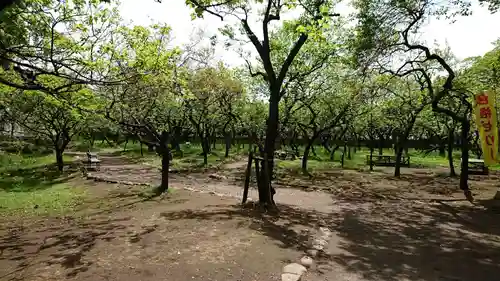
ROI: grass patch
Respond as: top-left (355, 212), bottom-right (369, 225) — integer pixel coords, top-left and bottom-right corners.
top-left (0, 183), bottom-right (86, 217)
top-left (274, 147), bottom-right (463, 177)
top-left (0, 153), bottom-right (55, 172)
top-left (118, 142), bottom-right (247, 170)
top-left (0, 152), bottom-right (75, 192)
top-left (0, 151), bottom-right (84, 218)
top-left (71, 140), bottom-right (125, 153)
top-left (0, 152), bottom-right (73, 172)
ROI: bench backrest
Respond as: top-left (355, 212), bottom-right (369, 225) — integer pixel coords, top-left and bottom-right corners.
top-left (86, 152), bottom-right (98, 160)
top-left (366, 155), bottom-right (410, 161)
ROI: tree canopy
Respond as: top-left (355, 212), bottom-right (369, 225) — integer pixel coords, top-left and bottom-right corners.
top-left (0, 0), bottom-right (498, 204)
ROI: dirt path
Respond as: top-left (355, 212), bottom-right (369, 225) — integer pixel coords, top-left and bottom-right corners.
top-left (301, 198), bottom-right (500, 281)
top-left (0, 189), bottom-right (313, 281)
top-left (14, 153), bottom-right (499, 281)
top-left (220, 157), bottom-right (249, 170)
top-left (0, 154), bottom-right (340, 281)
top-left (88, 154), bottom-right (337, 213)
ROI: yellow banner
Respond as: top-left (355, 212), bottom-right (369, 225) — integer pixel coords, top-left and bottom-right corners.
top-left (474, 91), bottom-right (498, 165)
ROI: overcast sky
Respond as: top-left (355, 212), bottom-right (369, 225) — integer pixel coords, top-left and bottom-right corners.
top-left (119, 0), bottom-right (500, 66)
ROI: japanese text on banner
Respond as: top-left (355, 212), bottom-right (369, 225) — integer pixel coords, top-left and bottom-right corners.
top-left (474, 91), bottom-right (498, 166)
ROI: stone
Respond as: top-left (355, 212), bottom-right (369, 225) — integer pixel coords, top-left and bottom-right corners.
top-left (208, 173), bottom-right (227, 180)
top-left (312, 243), bottom-right (324, 250)
top-left (281, 273), bottom-right (301, 281)
top-left (283, 263), bottom-right (307, 275)
top-left (129, 235), bottom-right (140, 243)
top-left (319, 227), bottom-right (332, 236)
top-left (306, 249), bottom-right (319, 257)
top-left (44, 237), bottom-right (58, 246)
top-left (312, 238), bottom-right (327, 249)
top-left (300, 256), bottom-right (314, 268)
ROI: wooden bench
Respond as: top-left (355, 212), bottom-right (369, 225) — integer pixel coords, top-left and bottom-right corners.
top-left (366, 155), bottom-right (410, 167)
top-left (274, 150), bottom-right (297, 160)
top-left (462, 158), bottom-right (488, 175)
top-left (85, 152), bottom-right (101, 171)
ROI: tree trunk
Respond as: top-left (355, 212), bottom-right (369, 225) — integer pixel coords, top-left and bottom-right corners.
top-left (157, 149), bottom-right (170, 194)
top-left (322, 138), bottom-right (331, 153)
top-left (156, 132), bottom-right (171, 194)
top-left (242, 150), bottom-right (253, 204)
top-left (302, 144), bottom-right (311, 175)
top-left (342, 143), bottom-right (347, 167)
top-left (291, 142), bottom-right (300, 156)
top-left (459, 120), bottom-right (470, 191)
top-left (262, 153), bottom-right (274, 205)
top-left (259, 93), bottom-right (279, 206)
top-left (55, 148), bottom-right (64, 172)
top-left (202, 138), bottom-right (209, 166)
top-left (448, 129), bottom-right (456, 177)
top-left (394, 145), bottom-right (403, 177)
top-left (172, 127), bottom-right (182, 153)
top-left (311, 144), bottom-right (317, 157)
top-left (140, 142), bottom-right (143, 156)
top-left (439, 144), bottom-right (446, 157)
top-left (348, 146), bottom-right (352, 160)
top-left (330, 144), bottom-right (340, 160)
top-left (224, 132), bottom-right (231, 158)
top-left (103, 135), bottom-right (114, 147)
top-left (123, 139), bottom-right (128, 151)
top-left (369, 146), bottom-right (374, 171)
top-left (172, 139), bottom-right (181, 152)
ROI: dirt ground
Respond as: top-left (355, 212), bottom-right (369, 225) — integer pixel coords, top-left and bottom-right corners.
top-left (2, 154), bottom-right (500, 281)
top-left (0, 185), bottom-right (318, 281)
top-left (303, 197), bottom-right (500, 281)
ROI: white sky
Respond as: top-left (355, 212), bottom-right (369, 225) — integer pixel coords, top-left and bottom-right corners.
top-left (119, 0), bottom-right (500, 66)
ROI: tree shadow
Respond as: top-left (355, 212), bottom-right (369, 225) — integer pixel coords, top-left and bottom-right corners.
top-left (159, 202), bottom-right (331, 252)
top-left (0, 162), bottom-right (80, 192)
top-left (0, 214), bottom-right (158, 280)
top-left (326, 198), bottom-right (500, 281)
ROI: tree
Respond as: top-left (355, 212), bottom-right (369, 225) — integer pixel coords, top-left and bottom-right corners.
top-left (1, 88), bottom-right (89, 171)
top-left (105, 24), bottom-right (182, 194)
top-left (351, 0), bottom-right (495, 199)
top-left (186, 64), bottom-right (243, 165)
top-left (461, 42), bottom-right (500, 125)
top-left (284, 64), bottom-right (365, 174)
top-left (185, 0), bottom-right (339, 207)
top-left (415, 108), bottom-right (460, 176)
top-left (0, 0), bottom-right (124, 94)
top-left (379, 75), bottom-right (430, 177)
